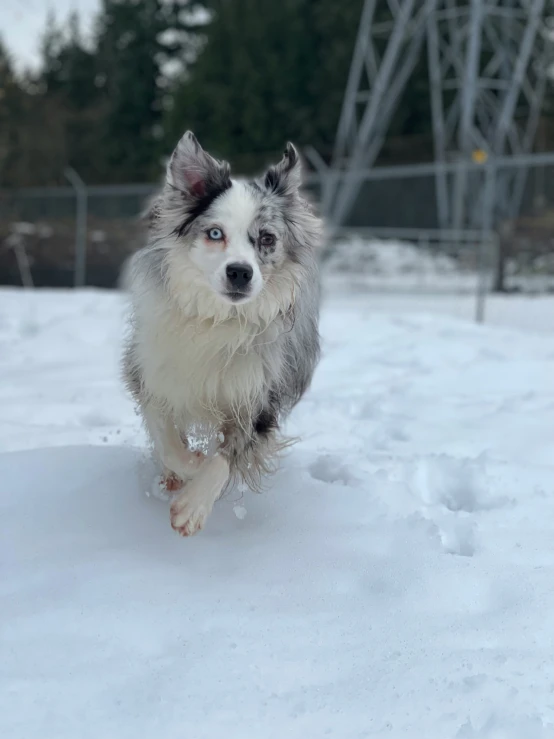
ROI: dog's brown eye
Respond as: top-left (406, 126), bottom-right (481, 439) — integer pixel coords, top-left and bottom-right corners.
top-left (260, 233), bottom-right (275, 247)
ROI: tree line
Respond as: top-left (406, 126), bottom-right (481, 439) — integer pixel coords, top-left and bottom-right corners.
top-left (1, 0), bottom-right (433, 188)
top-left (1, 0), bottom-right (552, 189)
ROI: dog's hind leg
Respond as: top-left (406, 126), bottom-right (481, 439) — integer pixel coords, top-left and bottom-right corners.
top-left (170, 453), bottom-right (230, 536)
top-left (220, 405), bottom-right (287, 492)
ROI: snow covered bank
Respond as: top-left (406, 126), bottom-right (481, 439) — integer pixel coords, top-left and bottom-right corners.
top-left (324, 236), bottom-right (554, 295)
top-left (325, 235), bottom-right (479, 292)
top-left (2, 286), bottom-right (554, 738)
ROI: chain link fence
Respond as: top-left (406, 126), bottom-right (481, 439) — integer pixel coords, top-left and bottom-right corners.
top-left (0, 184), bottom-right (156, 288)
top-left (2, 155), bottom-right (554, 310)
top-left (305, 153), bottom-right (554, 296)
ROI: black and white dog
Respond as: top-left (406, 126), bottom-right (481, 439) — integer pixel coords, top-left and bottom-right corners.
top-left (123, 131), bottom-right (322, 536)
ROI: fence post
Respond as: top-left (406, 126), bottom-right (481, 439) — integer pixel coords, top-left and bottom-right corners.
top-left (475, 161), bottom-right (496, 324)
top-left (493, 222), bottom-right (509, 292)
top-left (64, 167), bottom-right (88, 288)
top-left (13, 242), bottom-right (34, 288)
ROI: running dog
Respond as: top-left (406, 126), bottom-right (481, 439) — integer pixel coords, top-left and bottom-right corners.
top-left (123, 131), bottom-right (322, 536)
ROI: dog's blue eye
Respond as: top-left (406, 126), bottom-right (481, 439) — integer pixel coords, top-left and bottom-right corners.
top-left (207, 228), bottom-right (224, 241)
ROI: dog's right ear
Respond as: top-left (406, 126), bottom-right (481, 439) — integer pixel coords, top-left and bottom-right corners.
top-left (166, 131), bottom-right (231, 199)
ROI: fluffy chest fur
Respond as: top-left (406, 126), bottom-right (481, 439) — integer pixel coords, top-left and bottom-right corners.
top-left (134, 291), bottom-right (284, 425)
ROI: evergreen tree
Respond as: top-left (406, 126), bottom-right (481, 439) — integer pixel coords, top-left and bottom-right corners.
top-left (0, 40), bottom-right (22, 186)
top-left (95, 0), bottom-right (203, 182)
top-left (165, 0), bottom-right (441, 173)
top-left (38, 12), bottom-right (105, 182)
top-left (41, 13), bottom-right (100, 111)
top-left (0, 37), bottom-right (67, 187)
top-left (167, 0), bottom-right (365, 172)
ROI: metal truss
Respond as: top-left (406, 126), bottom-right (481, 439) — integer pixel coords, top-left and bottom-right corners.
top-left (329, 0), bottom-right (554, 232)
top-left (428, 0), bottom-right (552, 232)
top-left (325, 0), bottom-right (438, 229)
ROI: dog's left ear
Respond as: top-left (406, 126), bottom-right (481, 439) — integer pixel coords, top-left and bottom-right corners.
top-left (166, 130), bottom-right (231, 199)
top-left (263, 143), bottom-right (302, 196)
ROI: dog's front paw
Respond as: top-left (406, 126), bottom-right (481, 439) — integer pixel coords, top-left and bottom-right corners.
top-left (170, 495), bottom-right (212, 537)
top-left (168, 454), bottom-right (229, 537)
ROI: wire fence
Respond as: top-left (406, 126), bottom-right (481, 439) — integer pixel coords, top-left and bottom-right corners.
top-left (0, 183), bottom-right (156, 288)
top-left (2, 154), bottom-right (554, 320)
top-left (307, 153), bottom-right (554, 298)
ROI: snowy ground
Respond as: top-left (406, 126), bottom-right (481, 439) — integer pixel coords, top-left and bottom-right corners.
top-left (326, 235), bottom-right (554, 294)
top-left (2, 282), bottom-right (554, 739)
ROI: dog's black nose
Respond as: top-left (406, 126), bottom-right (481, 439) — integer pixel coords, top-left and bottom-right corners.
top-left (226, 262), bottom-right (253, 290)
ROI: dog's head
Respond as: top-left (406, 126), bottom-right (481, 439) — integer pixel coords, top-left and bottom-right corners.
top-left (152, 131), bottom-right (320, 311)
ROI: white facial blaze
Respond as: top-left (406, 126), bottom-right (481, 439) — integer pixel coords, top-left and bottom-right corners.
top-left (188, 181), bottom-right (264, 303)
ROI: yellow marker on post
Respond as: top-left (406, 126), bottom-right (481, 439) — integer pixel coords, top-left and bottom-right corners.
top-left (472, 149), bottom-right (488, 164)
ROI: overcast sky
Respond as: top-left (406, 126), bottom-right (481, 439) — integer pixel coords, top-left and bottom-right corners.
top-left (0, 0), bottom-right (100, 70)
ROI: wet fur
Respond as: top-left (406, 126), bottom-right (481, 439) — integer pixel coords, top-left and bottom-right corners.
top-left (122, 132), bottom-right (321, 531)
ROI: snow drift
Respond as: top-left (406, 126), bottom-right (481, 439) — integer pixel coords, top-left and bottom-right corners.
top-left (2, 286), bottom-right (554, 738)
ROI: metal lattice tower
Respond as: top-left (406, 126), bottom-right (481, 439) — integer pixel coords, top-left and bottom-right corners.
top-left (328, 0), bottom-right (553, 232)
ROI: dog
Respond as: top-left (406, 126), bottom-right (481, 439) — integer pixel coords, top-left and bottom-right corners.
top-left (122, 131), bottom-right (322, 536)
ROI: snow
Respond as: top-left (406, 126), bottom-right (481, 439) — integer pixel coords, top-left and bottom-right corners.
top-left (325, 236), bottom-right (554, 294)
top-left (2, 282), bottom-right (554, 738)
top-left (326, 235), bottom-right (480, 292)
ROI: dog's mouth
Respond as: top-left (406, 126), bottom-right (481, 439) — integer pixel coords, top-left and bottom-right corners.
top-left (223, 291), bottom-right (252, 304)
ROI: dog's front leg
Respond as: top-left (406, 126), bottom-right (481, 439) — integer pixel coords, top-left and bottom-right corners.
top-left (142, 403), bottom-right (205, 489)
top-left (170, 453), bottom-right (230, 536)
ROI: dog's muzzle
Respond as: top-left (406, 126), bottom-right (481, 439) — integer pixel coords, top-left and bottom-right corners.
top-left (225, 262), bottom-right (253, 301)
